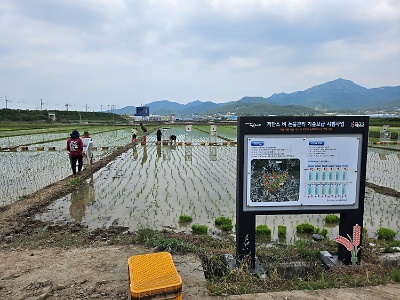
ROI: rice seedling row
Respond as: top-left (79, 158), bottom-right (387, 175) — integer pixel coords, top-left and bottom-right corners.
top-left (35, 128), bottom-right (400, 241)
top-left (2, 125), bottom-right (399, 241)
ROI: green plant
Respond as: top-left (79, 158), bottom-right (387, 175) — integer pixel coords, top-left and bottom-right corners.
top-left (220, 222), bottom-right (234, 231)
top-left (315, 228), bottom-right (328, 237)
top-left (192, 224), bottom-right (208, 235)
top-left (324, 214), bottom-right (340, 223)
top-left (296, 223), bottom-right (316, 234)
top-left (278, 225), bottom-right (287, 238)
top-left (67, 177), bottom-right (80, 186)
top-left (215, 216), bottom-right (233, 231)
top-left (392, 268), bottom-right (400, 282)
top-left (377, 227), bottom-right (396, 241)
top-left (294, 239), bottom-right (322, 260)
top-left (388, 240), bottom-right (400, 247)
top-left (255, 224), bottom-right (271, 236)
top-left (215, 215), bottom-right (230, 226)
top-left (179, 214), bottom-right (193, 223)
top-left (136, 228), bottom-right (196, 254)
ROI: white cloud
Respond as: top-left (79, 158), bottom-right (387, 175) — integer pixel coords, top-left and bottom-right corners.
top-left (0, 0), bottom-right (399, 110)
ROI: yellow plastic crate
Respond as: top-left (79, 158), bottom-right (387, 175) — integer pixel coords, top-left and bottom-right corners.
top-left (128, 252), bottom-right (182, 300)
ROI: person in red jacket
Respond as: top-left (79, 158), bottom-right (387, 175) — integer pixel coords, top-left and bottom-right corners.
top-left (67, 130), bottom-right (84, 175)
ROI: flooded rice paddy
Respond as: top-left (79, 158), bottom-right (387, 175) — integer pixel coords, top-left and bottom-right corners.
top-left (2, 126), bottom-right (399, 241)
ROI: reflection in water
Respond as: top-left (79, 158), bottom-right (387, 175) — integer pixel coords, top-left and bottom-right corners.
top-left (209, 146), bottom-right (217, 161)
top-left (69, 176), bottom-right (95, 222)
top-left (141, 145), bottom-right (148, 165)
top-left (163, 145), bottom-right (171, 160)
top-left (132, 145), bottom-right (138, 160)
top-left (185, 132), bottom-right (192, 144)
top-left (185, 146), bottom-right (192, 162)
top-left (157, 144), bottom-right (162, 158)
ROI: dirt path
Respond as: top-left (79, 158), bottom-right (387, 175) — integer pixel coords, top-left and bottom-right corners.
top-left (1, 245), bottom-right (399, 300)
top-left (0, 245), bottom-right (210, 299)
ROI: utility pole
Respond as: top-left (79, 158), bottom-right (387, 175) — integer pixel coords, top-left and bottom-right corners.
top-left (85, 104), bottom-right (89, 112)
top-left (100, 105), bottom-right (103, 112)
top-left (111, 105), bottom-right (116, 123)
top-left (65, 103), bottom-right (70, 111)
top-left (40, 99), bottom-right (46, 110)
top-left (5, 95), bottom-right (11, 109)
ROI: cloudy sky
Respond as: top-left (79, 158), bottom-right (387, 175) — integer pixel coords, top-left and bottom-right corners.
top-left (1, 0), bottom-right (399, 111)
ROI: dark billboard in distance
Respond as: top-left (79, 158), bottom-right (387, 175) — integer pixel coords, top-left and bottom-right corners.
top-left (135, 106), bottom-right (149, 116)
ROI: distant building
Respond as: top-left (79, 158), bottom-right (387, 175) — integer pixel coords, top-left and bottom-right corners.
top-left (48, 112), bottom-right (56, 121)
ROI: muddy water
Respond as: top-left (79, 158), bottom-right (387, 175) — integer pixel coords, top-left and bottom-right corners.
top-left (37, 144), bottom-right (237, 232)
top-left (36, 142), bottom-right (400, 241)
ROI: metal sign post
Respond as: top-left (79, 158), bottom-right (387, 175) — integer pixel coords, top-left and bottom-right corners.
top-left (236, 116), bottom-right (369, 268)
top-left (185, 125), bottom-right (192, 145)
top-left (210, 125), bottom-right (217, 145)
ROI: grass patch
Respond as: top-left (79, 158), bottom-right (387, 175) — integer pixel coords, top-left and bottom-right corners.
top-left (192, 224), bottom-right (208, 235)
top-left (325, 214), bottom-right (340, 224)
top-left (377, 227), bottom-right (396, 241)
top-left (296, 223), bottom-right (316, 234)
top-left (3, 222), bottom-right (400, 297)
top-left (67, 177), bottom-right (80, 186)
top-left (278, 225), bottom-right (287, 238)
top-left (392, 268), bottom-right (400, 282)
top-left (315, 228), bottom-right (328, 237)
top-left (255, 224), bottom-right (271, 237)
top-left (178, 214), bottom-right (193, 223)
top-left (137, 228), bottom-right (196, 254)
top-left (215, 216), bottom-right (233, 231)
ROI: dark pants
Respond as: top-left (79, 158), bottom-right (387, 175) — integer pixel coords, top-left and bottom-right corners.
top-left (70, 155), bottom-right (83, 174)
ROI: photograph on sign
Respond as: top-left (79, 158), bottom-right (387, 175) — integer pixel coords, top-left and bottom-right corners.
top-left (250, 158), bottom-right (300, 202)
top-left (245, 134), bottom-right (362, 208)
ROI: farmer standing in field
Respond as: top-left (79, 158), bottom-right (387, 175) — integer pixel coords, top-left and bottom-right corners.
top-left (67, 129), bottom-right (83, 175)
top-left (132, 126), bottom-right (138, 143)
top-left (81, 131), bottom-right (93, 164)
top-left (140, 122), bottom-right (147, 143)
top-left (156, 129), bottom-right (162, 144)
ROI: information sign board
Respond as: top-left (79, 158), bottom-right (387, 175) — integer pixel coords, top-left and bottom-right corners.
top-left (236, 116), bottom-right (369, 267)
top-left (238, 116), bottom-right (368, 214)
top-left (244, 134), bottom-right (362, 211)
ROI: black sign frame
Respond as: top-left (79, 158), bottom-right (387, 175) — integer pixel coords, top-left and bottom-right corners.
top-left (236, 115), bottom-right (369, 266)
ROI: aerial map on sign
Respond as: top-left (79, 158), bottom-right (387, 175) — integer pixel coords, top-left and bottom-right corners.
top-left (245, 134), bottom-right (362, 207)
top-left (250, 158), bottom-right (300, 202)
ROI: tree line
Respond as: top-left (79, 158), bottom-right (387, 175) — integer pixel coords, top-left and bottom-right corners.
top-left (0, 109), bottom-right (129, 124)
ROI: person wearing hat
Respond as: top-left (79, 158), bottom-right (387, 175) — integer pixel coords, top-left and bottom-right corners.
top-left (139, 122), bottom-right (147, 142)
top-left (67, 130), bottom-right (84, 175)
top-left (81, 131), bottom-right (93, 164)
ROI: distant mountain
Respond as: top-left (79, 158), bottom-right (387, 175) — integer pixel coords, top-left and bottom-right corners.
top-left (111, 79), bottom-right (400, 115)
top-left (206, 102), bottom-right (316, 116)
top-left (366, 99), bottom-right (400, 111)
top-left (269, 78), bottom-right (400, 110)
top-left (113, 106), bottom-right (136, 115)
top-left (204, 96), bottom-right (280, 115)
top-left (179, 100), bottom-right (220, 115)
